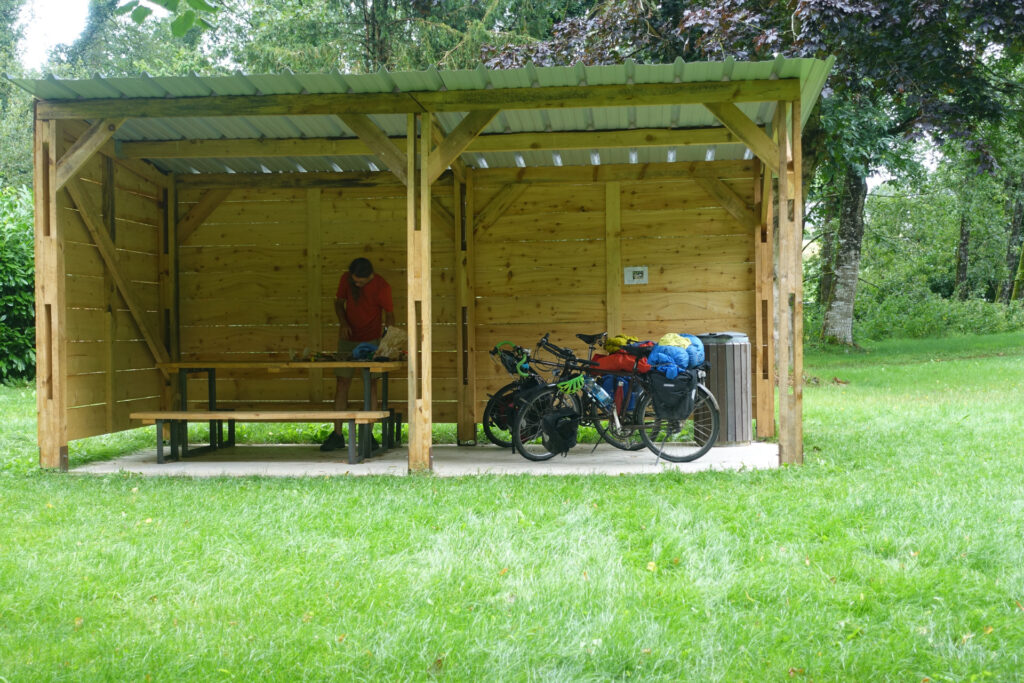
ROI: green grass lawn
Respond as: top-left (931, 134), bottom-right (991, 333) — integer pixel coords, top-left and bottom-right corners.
top-left (1, 332), bottom-right (1023, 680)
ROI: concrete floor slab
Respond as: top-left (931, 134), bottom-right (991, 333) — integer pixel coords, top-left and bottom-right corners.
top-left (72, 442), bottom-right (778, 477)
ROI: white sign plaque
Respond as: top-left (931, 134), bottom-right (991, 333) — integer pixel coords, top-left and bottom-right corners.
top-left (624, 266), bottom-right (648, 285)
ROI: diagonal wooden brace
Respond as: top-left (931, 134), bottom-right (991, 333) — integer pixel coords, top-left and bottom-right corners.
top-left (65, 179), bottom-right (171, 377)
top-left (426, 109), bottom-right (499, 185)
top-left (704, 102), bottom-right (780, 173)
top-left (56, 118), bottom-right (124, 190)
top-left (339, 113), bottom-right (408, 185)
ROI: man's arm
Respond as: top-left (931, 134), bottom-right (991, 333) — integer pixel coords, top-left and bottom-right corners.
top-left (384, 310), bottom-right (396, 332)
top-left (335, 298), bottom-right (351, 340)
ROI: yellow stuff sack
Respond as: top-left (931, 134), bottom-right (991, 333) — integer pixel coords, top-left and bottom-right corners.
top-left (605, 334), bottom-right (638, 353)
top-left (658, 333), bottom-right (691, 348)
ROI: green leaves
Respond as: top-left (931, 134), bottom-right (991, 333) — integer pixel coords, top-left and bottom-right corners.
top-left (115, 0), bottom-right (217, 34)
top-left (170, 10), bottom-right (196, 37)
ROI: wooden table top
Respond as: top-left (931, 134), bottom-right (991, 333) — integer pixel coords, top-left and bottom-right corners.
top-left (157, 360), bottom-right (407, 371)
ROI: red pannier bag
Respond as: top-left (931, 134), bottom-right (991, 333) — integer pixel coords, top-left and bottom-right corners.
top-left (590, 351), bottom-right (650, 374)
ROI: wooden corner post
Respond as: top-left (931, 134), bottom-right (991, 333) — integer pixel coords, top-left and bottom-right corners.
top-left (754, 161), bottom-right (776, 438)
top-left (455, 170), bottom-right (478, 443)
top-left (407, 113), bottom-right (434, 471)
top-left (34, 112), bottom-right (68, 469)
top-left (775, 102), bottom-right (804, 464)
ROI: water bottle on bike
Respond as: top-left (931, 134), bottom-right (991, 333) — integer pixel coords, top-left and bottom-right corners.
top-left (583, 375), bottom-right (621, 430)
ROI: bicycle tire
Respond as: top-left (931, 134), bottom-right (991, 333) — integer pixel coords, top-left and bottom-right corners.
top-left (638, 385), bottom-right (719, 463)
top-left (511, 385), bottom-right (580, 461)
top-left (590, 393), bottom-right (646, 451)
top-left (482, 381), bottom-right (518, 448)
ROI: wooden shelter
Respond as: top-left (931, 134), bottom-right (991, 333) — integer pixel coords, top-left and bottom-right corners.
top-left (12, 58), bottom-right (833, 471)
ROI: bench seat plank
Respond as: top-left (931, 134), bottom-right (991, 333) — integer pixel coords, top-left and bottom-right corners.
top-left (130, 410), bottom-right (389, 425)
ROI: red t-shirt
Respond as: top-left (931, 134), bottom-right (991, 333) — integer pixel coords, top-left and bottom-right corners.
top-left (337, 273), bottom-right (393, 342)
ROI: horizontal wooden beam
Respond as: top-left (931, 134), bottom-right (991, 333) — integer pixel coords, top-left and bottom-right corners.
top-left (172, 160), bottom-right (755, 191)
top-left (472, 160), bottom-right (758, 186)
top-left (175, 170), bottom-right (453, 191)
top-left (119, 126), bottom-right (740, 161)
top-left (39, 79), bottom-right (801, 120)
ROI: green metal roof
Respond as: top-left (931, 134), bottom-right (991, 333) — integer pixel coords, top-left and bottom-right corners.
top-left (7, 58), bottom-right (833, 174)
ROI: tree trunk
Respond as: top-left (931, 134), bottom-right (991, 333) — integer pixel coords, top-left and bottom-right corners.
top-left (1012, 233), bottom-right (1024, 301)
top-left (816, 194), bottom-right (839, 307)
top-left (1001, 178), bottom-right (1023, 303)
top-left (955, 211), bottom-right (971, 300)
top-left (821, 167), bottom-right (867, 345)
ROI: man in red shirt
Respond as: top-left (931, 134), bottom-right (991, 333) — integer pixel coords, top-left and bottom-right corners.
top-left (321, 257), bottom-right (395, 451)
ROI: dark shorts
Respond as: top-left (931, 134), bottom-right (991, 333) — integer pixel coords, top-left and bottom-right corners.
top-left (335, 338), bottom-right (380, 378)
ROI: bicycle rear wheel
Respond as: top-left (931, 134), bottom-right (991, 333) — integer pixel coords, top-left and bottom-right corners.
top-left (638, 386), bottom-right (719, 462)
top-left (511, 385), bottom-right (579, 461)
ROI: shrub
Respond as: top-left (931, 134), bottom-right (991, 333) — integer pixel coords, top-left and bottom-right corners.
top-left (853, 279), bottom-right (1024, 341)
top-left (0, 186), bottom-right (35, 383)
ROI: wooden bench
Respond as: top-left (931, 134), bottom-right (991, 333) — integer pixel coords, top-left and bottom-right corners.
top-left (130, 410), bottom-right (395, 465)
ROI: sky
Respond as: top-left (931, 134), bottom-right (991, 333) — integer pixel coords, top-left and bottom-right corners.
top-left (18, 0), bottom-right (90, 70)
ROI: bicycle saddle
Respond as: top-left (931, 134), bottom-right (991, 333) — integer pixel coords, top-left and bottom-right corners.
top-left (576, 332), bottom-right (605, 345)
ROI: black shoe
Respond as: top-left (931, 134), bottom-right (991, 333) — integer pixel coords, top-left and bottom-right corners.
top-left (320, 431), bottom-right (346, 452)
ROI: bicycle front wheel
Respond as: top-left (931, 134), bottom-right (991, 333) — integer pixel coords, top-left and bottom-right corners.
top-left (482, 381), bottom-right (518, 448)
top-left (512, 385), bottom-right (579, 461)
top-left (639, 385), bottom-right (719, 462)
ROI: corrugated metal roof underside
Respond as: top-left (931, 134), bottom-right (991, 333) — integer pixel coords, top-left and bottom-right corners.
top-left (9, 58), bottom-right (833, 174)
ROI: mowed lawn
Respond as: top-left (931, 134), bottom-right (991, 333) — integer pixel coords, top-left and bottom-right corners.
top-left (1, 333), bottom-right (1023, 680)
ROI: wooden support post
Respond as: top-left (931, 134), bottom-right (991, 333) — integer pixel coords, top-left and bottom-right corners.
top-left (754, 162), bottom-right (776, 438)
top-left (102, 157), bottom-right (117, 432)
top-left (34, 115), bottom-right (68, 470)
top-left (455, 174), bottom-right (477, 443)
top-left (158, 176), bottom-right (178, 439)
top-left (407, 113), bottom-right (433, 471)
top-left (307, 189), bottom-right (324, 403)
top-left (790, 100), bottom-right (805, 461)
top-left (775, 102), bottom-right (802, 464)
top-left (605, 182), bottom-right (622, 335)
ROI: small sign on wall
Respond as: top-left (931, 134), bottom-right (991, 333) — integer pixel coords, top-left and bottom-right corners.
top-left (624, 266), bottom-right (648, 285)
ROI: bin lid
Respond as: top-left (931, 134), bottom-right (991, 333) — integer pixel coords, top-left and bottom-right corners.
top-left (697, 331), bottom-right (749, 344)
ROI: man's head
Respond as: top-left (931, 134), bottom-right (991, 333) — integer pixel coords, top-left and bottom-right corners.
top-left (348, 258), bottom-right (374, 288)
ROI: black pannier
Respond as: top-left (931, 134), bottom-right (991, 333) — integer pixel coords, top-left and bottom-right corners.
top-left (540, 407), bottom-right (580, 455)
top-left (649, 369), bottom-right (698, 421)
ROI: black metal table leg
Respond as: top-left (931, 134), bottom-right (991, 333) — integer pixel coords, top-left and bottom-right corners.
top-left (347, 419), bottom-right (358, 464)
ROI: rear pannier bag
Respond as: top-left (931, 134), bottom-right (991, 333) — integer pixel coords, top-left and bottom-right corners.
top-left (649, 370), bottom-right (698, 421)
top-left (540, 407), bottom-right (580, 455)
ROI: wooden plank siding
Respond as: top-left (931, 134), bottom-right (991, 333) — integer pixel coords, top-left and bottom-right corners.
top-left (472, 172), bottom-right (760, 419)
top-left (175, 184), bottom-right (458, 420)
top-left (61, 148), bottom-right (167, 442)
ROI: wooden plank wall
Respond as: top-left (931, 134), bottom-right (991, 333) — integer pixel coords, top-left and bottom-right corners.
top-left (62, 155), bottom-right (165, 440)
top-left (173, 163), bottom-right (760, 427)
top-left (472, 167), bottom-right (758, 419)
top-left (176, 184), bottom-right (460, 421)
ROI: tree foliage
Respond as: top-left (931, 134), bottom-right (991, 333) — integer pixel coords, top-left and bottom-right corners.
top-left (0, 186), bottom-right (35, 384)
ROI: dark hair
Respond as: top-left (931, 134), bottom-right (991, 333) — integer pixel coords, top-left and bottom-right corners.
top-left (349, 258), bottom-right (374, 278)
